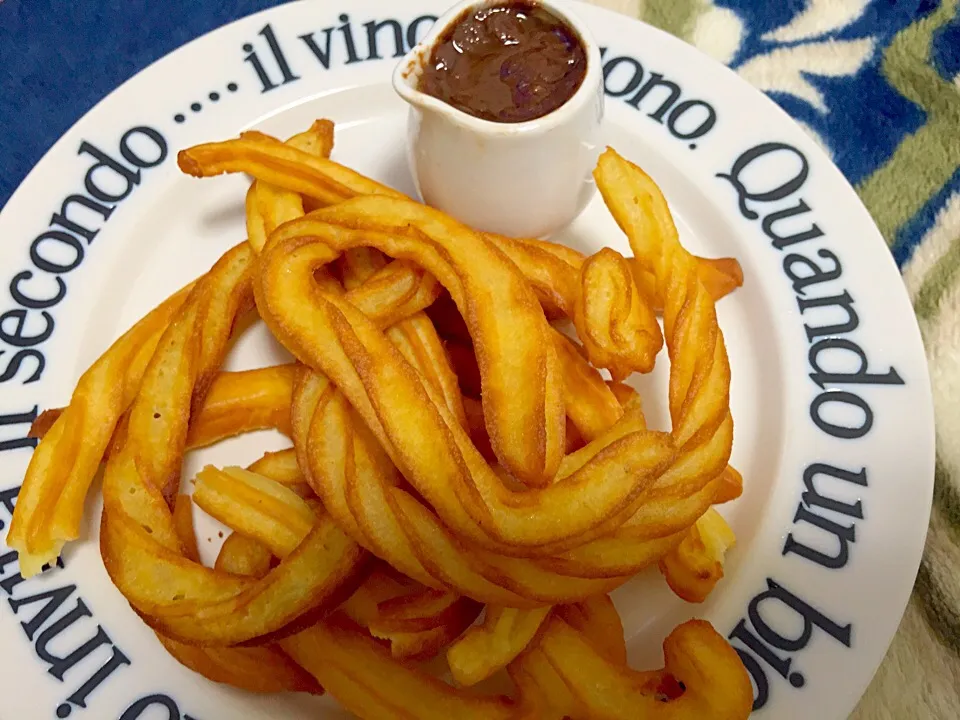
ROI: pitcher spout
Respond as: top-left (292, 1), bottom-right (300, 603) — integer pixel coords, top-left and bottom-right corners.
top-left (392, 46), bottom-right (437, 114)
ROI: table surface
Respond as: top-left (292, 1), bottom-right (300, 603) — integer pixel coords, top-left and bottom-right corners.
top-left (2, 0), bottom-right (959, 718)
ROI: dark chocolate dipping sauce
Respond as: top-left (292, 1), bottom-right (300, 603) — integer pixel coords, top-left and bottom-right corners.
top-left (418, 2), bottom-right (587, 123)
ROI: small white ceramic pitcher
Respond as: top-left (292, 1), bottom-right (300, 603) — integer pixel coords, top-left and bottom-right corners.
top-left (392, 0), bottom-right (604, 238)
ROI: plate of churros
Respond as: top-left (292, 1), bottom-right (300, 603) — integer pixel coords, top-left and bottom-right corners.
top-left (0, 1), bottom-right (934, 719)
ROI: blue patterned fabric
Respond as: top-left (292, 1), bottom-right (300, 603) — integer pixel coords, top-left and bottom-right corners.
top-left (0, 0), bottom-right (287, 208)
top-left (724, 0), bottom-right (929, 186)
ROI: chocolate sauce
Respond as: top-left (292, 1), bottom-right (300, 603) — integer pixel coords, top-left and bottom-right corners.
top-left (418, 2), bottom-right (587, 123)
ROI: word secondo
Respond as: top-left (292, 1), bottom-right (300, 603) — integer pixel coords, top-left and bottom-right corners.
top-left (0, 126), bottom-right (169, 389)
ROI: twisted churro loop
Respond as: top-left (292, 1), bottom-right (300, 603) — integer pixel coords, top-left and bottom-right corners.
top-left (98, 244), bottom-right (367, 645)
top-left (160, 489), bottom-right (322, 696)
top-left (94, 221), bottom-right (445, 642)
top-left (256, 199), bottom-right (677, 548)
top-left (7, 121), bottom-right (340, 579)
top-left (179, 133), bottom-right (740, 494)
top-left (251, 150), bottom-right (735, 605)
top-left (282, 244), bottom-right (651, 602)
top-left (273, 198), bottom-right (570, 488)
top-left (295, 371), bottom-right (639, 604)
top-left (7, 280), bottom-right (196, 577)
top-left (181, 134), bottom-right (740, 378)
top-left (573, 246), bottom-right (663, 379)
top-left (98, 271), bottom-right (443, 646)
top-left (9, 255), bottom-right (437, 579)
top-left (594, 149), bottom-right (733, 496)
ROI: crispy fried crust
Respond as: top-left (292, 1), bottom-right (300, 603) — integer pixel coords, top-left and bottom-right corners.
top-left (9, 122), bottom-right (751, 719)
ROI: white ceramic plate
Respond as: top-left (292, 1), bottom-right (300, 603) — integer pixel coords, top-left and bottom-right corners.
top-left (0, 1), bottom-right (934, 718)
